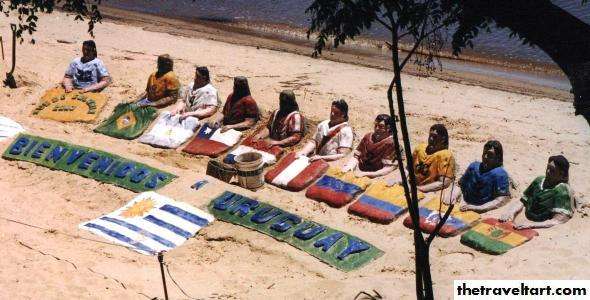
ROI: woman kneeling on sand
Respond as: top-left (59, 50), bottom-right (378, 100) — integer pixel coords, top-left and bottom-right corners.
top-left (214, 76), bottom-right (259, 132)
top-left (171, 66), bottom-right (220, 120)
top-left (135, 54), bottom-right (181, 108)
top-left (499, 155), bottom-right (574, 229)
top-left (343, 114), bottom-right (399, 178)
top-left (252, 90), bottom-right (304, 147)
top-left (445, 140), bottom-right (511, 212)
top-left (389, 123), bottom-right (455, 193)
top-left (62, 40), bottom-right (111, 93)
top-left (296, 99), bottom-right (354, 162)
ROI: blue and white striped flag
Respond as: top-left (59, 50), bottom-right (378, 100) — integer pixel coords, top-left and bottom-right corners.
top-left (80, 192), bottom-right (214, 255)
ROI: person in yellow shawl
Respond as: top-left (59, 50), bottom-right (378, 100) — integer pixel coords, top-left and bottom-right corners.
top-left (135, 54), bottom-right (180, 108)
top-left (499, 155), bottom-right (574, 229)
top-left (389, 123), bottom-right (455, 192)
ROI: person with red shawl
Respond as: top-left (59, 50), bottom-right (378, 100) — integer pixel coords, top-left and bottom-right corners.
top-left (344, 114), bottom-right (399, 178)
top-left (215, 76), bottom-right (259, 132)
top-left (252, 89), bottom-right (304, 147)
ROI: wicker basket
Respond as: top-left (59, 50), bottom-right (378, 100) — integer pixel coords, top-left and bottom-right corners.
top-left (206, 159), bottom-right (236, 183)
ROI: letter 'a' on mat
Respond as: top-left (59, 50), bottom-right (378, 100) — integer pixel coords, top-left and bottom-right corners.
top-left (139, 112), bottom-right (200, 149)
top-left (348, 182), bottom-right (425, 224)
top-left (32, 87), bottom-right (107, 123)
top-left (208, 191), bottom-right (383, 272)
top-left (403, 198), bottom-right (481, 237)
top-left (305, 167), bottom-right (371, 208)
top-left (224, 134), bottom-right (284, 166)
top-left (264, 152), bottom-right (329, 192)
top-left (2, 133), bottom-right (176, 192)
top-left (460, 218), bottom-right (538, 255)
top-left (182, 123), bottom-right (242, 157)
top-left (80, 192), bottom-right (214, 255)
top-left (94, 103), bottom-right (157, 140)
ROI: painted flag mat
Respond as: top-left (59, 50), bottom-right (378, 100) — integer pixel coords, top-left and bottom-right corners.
top-left (94, 103), bottom-right (157, 140)
top-left (183, 123), bottom-right (242, 157)
top-left (209, 191), bottom-right (383, 272)
top-left (460, 218), bottom-right (539, 255)
top-left (305, 167), bottom-right (371, 208)
top-left (0, 116), bottom-right (25, 142)
top-left (348, 182), bottom-right (424, 224)
top-left (3, 133), bottom-right (176, 192)
top-left (33, 87), bottom-right (107, 123)
top-left (80, 192), bottom-right (214, 255)
top-left (139, 112), bottom-right (200, 149)
top-left (265, 152), bottom-right (329, 192)
top-left (403, 198), bottom-right (480, 237)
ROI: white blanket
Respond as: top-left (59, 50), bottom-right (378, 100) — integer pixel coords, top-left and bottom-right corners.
top-left (139, 112), bottom-right (199, 148)
top-left (0, 116), bottom-right (25, 141)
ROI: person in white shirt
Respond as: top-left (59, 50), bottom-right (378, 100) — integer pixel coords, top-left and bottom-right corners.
top-left (171, 66), bottom-right (220, 120)
top-left (296, 99), bottom-right (354, 162)
top-left (62, 40), bottom-right (111, 93)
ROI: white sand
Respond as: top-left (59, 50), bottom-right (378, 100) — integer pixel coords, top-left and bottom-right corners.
top-left (0, 11), bottom-right (588, 299)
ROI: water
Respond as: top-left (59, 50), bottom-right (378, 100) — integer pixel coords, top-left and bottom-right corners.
top-left (106, 0), bottom-right (589, 66)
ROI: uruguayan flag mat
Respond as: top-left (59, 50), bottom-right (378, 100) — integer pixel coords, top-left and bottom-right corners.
top-left (80, 192), bottom-right (214, 255)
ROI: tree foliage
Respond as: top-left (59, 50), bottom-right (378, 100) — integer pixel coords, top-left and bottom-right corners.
top-left (307, 0), bottom-right (458, 71)
top-left (1, 0), bottom-right (103, 43)
top-left (443, 0), bottom-right (588, 55)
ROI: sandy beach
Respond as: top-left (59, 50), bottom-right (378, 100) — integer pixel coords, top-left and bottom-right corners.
top-left (0, 9), bottom-right (589, 299)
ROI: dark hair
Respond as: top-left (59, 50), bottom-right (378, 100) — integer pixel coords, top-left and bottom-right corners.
top-left (430, 123), bottom-right (449, 148)
top-left (82, 40), bottom-right (97, 58)
top-left (484, 140), bottom-right (503, 166)
top-left (375, 114), bottom-right (394, 133)
top-left (331, 99), bottom-right (349, 121)
top-left (157, 54), bottom-right (174, 73)
top-left (196, 66), bottom-right (210, 83)
top-left (231, 76), bottom-right (251, 101)
top-left (549, 155), bottom-right (570, 183)
top-left (278, 90), bottom-right (299, 117)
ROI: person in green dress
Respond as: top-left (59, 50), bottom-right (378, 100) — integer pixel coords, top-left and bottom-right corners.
top-left (499, 155), bottom-right (574, 229)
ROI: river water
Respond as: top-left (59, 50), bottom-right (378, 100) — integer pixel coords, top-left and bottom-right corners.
top-left (105, 1), bottom-right (590, 90)
top-left (106, 0), bottom-right (589, 65)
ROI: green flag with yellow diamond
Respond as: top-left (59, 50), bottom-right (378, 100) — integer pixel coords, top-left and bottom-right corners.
top-left (94, 103), bottom-right (157, 140)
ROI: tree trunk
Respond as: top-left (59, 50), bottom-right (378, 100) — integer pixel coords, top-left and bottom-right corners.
top-left (463, 0), bottom-right (590, 124)
top-left (389, 28), bottom-right (434, 300)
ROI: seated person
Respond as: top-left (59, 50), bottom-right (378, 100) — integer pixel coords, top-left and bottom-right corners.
top-left (343, 114), bottom-right (398, 178)
top-left (252, 89), bottom-right (304, 147)
top-left (390, 124), bottom-right (455, 192)
top-left (446, 140), bottom-right (510, 212)
top-left (214, 76), bottom-right (259, 132)
top-left (296, 99), bottom-right (353, 162)
top-left (62, 40), bottom-right (111, 93)
top-left (499, 155), bottom-right (574, 229)
top-left (171, 66), bottom-right (219, 120)
top-left (135, 54), bottom-right (180, 108)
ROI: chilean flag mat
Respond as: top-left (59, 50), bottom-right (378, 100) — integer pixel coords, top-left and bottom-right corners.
top-left (305, 167), bottom-right (371, 208)
top-left (182, 124), bottom-right (242, 157)
top-left (403, 198), bottom-right (480, 237)
top-left (264, 152), bottom-right (329, 192)
top-left (348, 182), bottom-right (424, 224)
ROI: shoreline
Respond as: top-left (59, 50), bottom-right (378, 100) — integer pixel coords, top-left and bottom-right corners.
top-left (99, 6), bottom-right (572, 102)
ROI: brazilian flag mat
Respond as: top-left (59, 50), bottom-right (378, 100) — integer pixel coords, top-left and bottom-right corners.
top-left (94, 103), bottom-right (157, 140)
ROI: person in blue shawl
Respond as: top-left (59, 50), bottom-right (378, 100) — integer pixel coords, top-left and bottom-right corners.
top-left (446, 140), bottom-right (511, 212)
